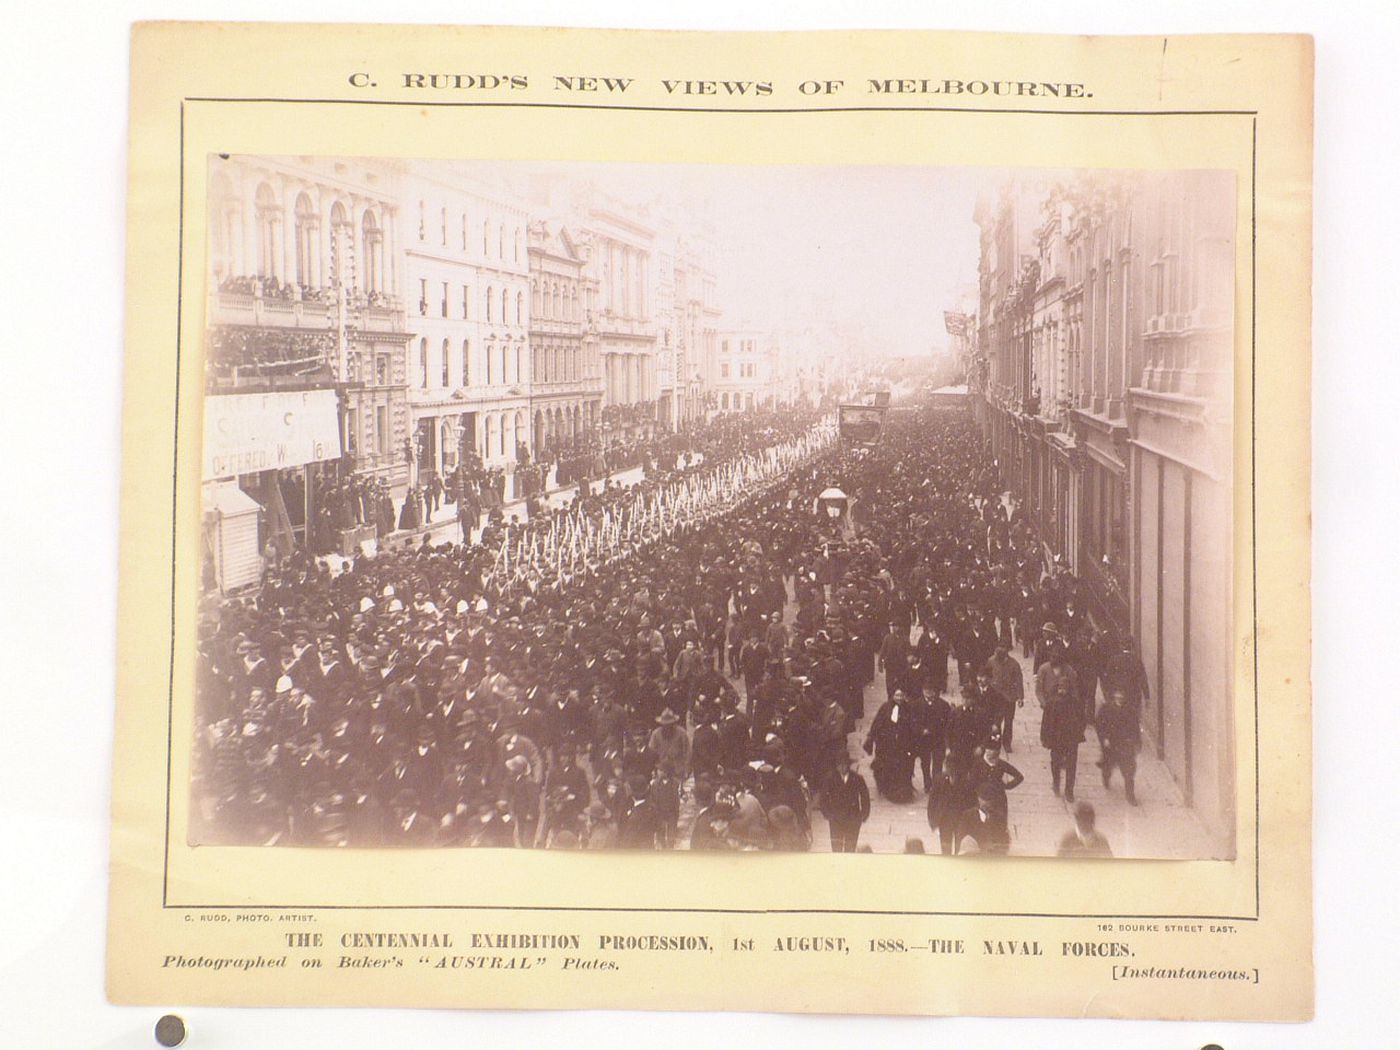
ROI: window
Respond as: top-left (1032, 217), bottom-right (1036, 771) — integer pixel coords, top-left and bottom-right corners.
top-left (461, 340), bottom-right (470, 385)
top-left (346, 408), bottom-right (359, 456)
top-left (486, 286), bottom-right (493, 322)
top-left (721, 340), bottom-right (730, 353)
top-left (254, 183), bottom-right (279, 278)
top-left (440, 206), bottom-right (447, 246)
top-left (293, 193), bottom-right (316, 287)
top-left (462, 286), bottom-right (470, 319)
top-left (516, 347), bottom-right (523, 384)
top-left (482, 220), bottom-right (489, 255)
top-left (485, 345), bottom-right (493, 384)
top-left (375, 354), bottom-right (388, 386)
top-left (720, 362), bottom-right (730, 379)
top-left (721, 392), bottom-right (729, 410)
top-left (461, 214), bottom-right (468, 250)
top-left (501, 287), bottom-right (509, 324)
top-left (440, 281), bottom-right (448, 318)
top-left (376, 405), bottom-right (389, 455)
top-left (498, 224), bottom-right (505, 258)
top-left (500, 346), bottom-right (509, 384)
top-left (517, 291), bottom-right (524, 326)
top-left (360, 211), bottom-right (381, 293)
top-left (514, 228), bottom-right (521, 262)
top-left (418, 200), bottom-right (425, 241)
top-left (419, 338), bottom-right (428, 389)
top-left (441, 338), bottom-right (450, 388)
top-left (418, 278), bottom-right (427, 316)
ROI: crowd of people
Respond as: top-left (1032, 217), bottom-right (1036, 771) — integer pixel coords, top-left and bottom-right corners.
top-left (192, 402), bottom-right (1148, 855)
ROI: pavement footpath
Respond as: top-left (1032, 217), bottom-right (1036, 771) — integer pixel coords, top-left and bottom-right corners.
top-left (803, 638), bottom-right (1222, 858)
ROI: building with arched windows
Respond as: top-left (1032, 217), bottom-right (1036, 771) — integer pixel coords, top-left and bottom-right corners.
top-left (712, 330), bottom-right (777, 414)
top-left (203, 155), bottom-right (411, 570)
top-left (573, 205), bottom-right (659, 441)
top-left (654, 223), bottom-right (721, 429)
top-left (527, 218), bottom-right (602, 458)
top-left (401, 165), bottom-right (530, 487)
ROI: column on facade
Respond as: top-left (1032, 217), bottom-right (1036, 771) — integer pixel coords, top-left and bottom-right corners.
top-left (375, 208), bottom-right (387, 294)
top-left (241, 179), bottom-right (258, 278)
top-left (279, 180), bottom-right (296, 286)
top-left (318, 198), bottom-right (334, 288)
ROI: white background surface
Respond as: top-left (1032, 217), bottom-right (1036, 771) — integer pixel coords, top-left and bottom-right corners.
top-left (0, 2), bottom-right (1393, 1047)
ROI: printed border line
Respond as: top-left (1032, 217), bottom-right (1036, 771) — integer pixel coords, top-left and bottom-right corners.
top-left (171, 904), bottom-right (1257, 920)
top-left (162, 98), bottom-right (186, 909)
top-left (1250, 115), bottom-right (1260, 920)
top-left (163, 97), bottom-right (1261, 921)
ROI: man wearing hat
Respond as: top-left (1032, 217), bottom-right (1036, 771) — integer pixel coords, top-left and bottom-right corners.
top-left (1040, 674), bottom-right (1086, 803)
top-left (231, 637), bottom-right (275, 702)
top-left (503, 754), bottom-right (541, 847)
top-left (1096, 688), bottom-right (1141, 805)
top-left (954, 781), bottom-right (1012, 856)
top-left (1101, 633), bottom-right (1151, 722)
top-left (983, 641), bottom-right (1024, 750)
top-left (384, 788), bottom-right (437, 846)
top-left (647, 708), bottom-right (689, 781)
top-left (583, 801), bottom-right (619, 849)
top-left (689, 786), bottom-right (739, 850)
top-left (818, 753), bottom-right (871, 853)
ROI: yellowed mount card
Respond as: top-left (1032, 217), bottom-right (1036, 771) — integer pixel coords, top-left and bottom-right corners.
top-left (110, 22), bottom-right (1313, 1019)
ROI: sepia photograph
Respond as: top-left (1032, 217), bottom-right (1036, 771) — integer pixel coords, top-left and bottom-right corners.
top-left (191, 157), bottom-right (1236, 860)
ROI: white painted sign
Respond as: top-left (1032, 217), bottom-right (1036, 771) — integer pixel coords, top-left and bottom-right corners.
top-left (204, 389), bottom-right (342, 479)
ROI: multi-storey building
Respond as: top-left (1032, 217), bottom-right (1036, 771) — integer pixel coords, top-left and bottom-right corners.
top-left (971, 171), bottom-right (1235, 844)
top-left (203, 155), bottom-right (411, 582)
top-left (713, 330), bottom-right (776, 413)
top-left (579, 206), bottom-right (658, 440)
top-left (1126, 170), bottom-right (1235, 843)
top-left (655, 224), bottom-right (721, 429)
top-left (527, 218), bottom-right (602, 453)
top-left (401, 165), bottom-right (531, 480)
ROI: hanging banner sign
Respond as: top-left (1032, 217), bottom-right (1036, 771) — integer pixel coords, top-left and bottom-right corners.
top-left (203, 389), bottom-right (342, 478)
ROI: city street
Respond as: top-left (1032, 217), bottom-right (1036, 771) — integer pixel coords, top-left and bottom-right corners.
top-left (805, 641), bottom-right (1220, 859)
top-left (664, 589), bottom-right (1221, 859)
top-left (194, 158), bottom-right (1236, 861)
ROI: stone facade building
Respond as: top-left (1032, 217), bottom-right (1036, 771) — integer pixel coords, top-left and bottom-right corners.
top-left (971, 170), bottom-right (1236, 843)
top-left (527, 219), bottom-right (603, 454)
top-left (401, 166), bottom-right (531, 479)
top-left (203, 155), bottom-right (412, 567)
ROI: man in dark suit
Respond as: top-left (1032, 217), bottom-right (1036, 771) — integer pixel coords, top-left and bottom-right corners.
top-left (1096, 688), bottom-right (1141, 805)
top-left (954, 782), bottom-right (1011, 855)
top-left (819, 754), bottom-right (871, 852)
top-left (1102, 634), bottom-right (1152, 722)
top-left (1040, 676), bottom-right (1086, 802)
top-left (877, 621), bottom-right (909, 701)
